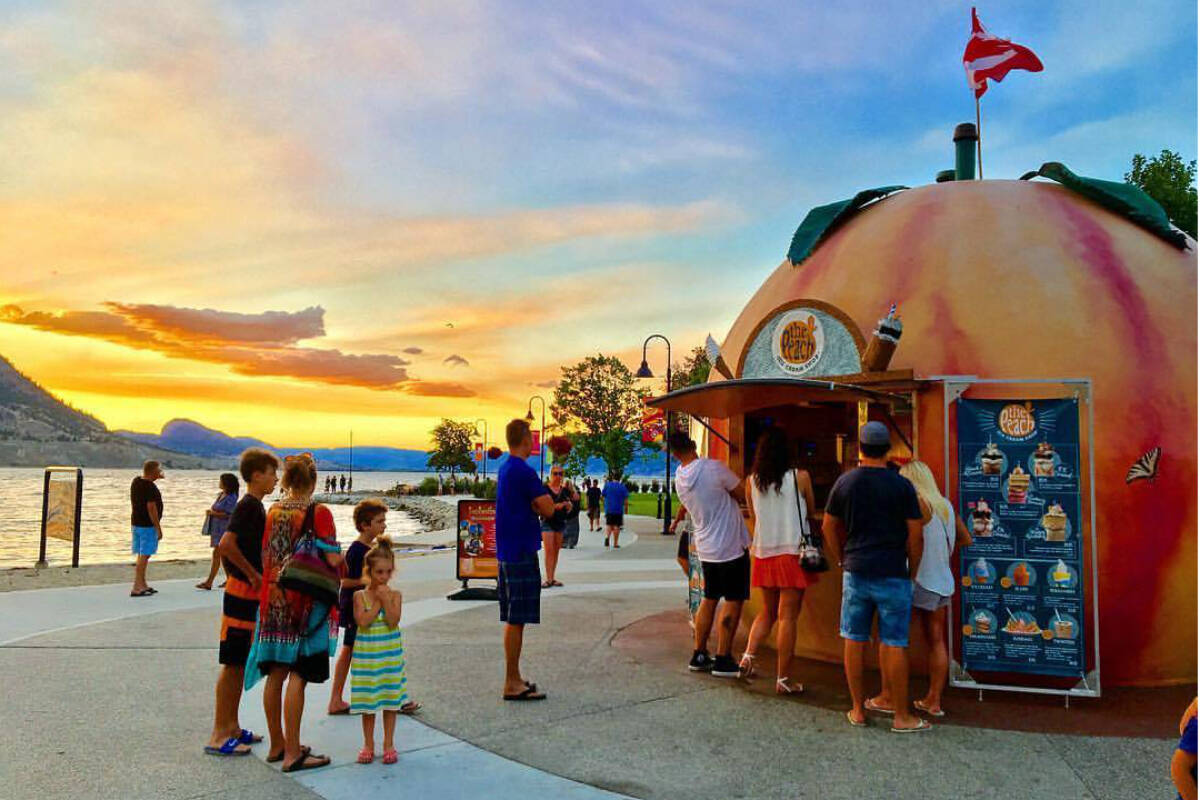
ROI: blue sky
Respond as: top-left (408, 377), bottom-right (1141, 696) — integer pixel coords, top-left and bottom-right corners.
top-left (0, 0), bottom-right (1194, 445)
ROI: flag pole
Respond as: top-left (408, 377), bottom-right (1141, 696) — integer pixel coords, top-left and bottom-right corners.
top-left (975, 96), bottom-right (984, 179)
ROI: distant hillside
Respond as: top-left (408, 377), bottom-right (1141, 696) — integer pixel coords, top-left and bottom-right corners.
top-left (0, 356), bottom-right (211, 468)
top-left (116, 417), bottom-right (674, 476)
top-left (116, 419), bottom-right (273, 459)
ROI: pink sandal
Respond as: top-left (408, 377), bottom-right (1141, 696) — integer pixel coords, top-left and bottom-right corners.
top-left (382, 749), bottom-right (398, 765)
top-left (357, 748), bottom-right (374, 764)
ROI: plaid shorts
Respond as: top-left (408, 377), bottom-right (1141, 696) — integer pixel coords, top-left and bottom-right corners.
top-left (498, 551), bottom-right (541, 626)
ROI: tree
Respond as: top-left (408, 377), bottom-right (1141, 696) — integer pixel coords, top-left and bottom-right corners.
top-left (551, 354), bottom-right (646, 479)
top-left (426, 419), bottom-right (477, 481)
top-left (1126, 150), bottom-right (1197, 238)
top-left (669, 345), bottom-right (712, 392)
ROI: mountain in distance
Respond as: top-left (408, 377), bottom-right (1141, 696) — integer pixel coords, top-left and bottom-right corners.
top-left (116, 419), bottom-right (430, 471)
top-left (0, 355), bottom-right (211, 468)
top-left (117, 418), bottom-right (673, 476)
top-left (116, 419), bottom-right (273, 458)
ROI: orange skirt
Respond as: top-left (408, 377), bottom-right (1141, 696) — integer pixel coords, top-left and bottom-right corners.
top-left (751, 554), bottom-right (816, 589)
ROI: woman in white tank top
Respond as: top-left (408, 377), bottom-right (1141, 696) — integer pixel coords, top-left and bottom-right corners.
top-left (872, 460), bottom-right (972, 718)
top-left (739, 426), bottom-right (818, 695)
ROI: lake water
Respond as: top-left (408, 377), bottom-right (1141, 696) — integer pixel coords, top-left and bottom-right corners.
top-left (0, 468), bottom-right (436, 568)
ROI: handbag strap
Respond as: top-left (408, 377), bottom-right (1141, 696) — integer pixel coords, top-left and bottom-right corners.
top-left (792, 470), bottom-right (811, 542)
top-left (297, 502), bottom-right (318, 547)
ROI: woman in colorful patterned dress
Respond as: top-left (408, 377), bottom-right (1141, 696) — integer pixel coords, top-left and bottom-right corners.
top-left (350, 536), bottom-right (417, 765)
top-left (244, 453), bottom-right (342, 772)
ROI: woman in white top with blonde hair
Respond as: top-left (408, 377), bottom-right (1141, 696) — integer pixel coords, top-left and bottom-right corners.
top-left (873, 460), bottom-right (971, 718)
top-left (739, 426), bottom-right (818, 694)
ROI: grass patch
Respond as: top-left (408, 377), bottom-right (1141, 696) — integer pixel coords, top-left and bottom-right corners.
top-left (586, 492), bottom-right (679, 517)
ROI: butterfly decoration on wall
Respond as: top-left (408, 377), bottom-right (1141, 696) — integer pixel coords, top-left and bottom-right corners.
top-left (1125, 447), bottom-right (1161, 485)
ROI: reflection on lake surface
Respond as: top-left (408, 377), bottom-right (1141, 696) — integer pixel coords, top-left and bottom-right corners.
top-left (0, 468), bottom-right (433, 568)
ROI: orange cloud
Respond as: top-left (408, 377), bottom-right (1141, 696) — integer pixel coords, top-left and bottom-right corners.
top-left (404, 381), bottom-right (476, 398)
top-left (105, 303), bottom-right (325, 345)
top-left (0, 302), bottom-right (417, 390)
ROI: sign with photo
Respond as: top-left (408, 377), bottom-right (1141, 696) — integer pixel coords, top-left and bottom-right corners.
top-left (456, 499), bottom-right (498, 581)
top-left (956, 398), bottom-right (1087, 678)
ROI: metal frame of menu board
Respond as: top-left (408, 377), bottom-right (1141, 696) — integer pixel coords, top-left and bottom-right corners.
top-left (941, 378), bottom-right (1101, 700)
top-left (38, 467), bottom-right (83, 569)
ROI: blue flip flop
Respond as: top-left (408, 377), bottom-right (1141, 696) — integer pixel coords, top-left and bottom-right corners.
top-left (237, 729), bottom-right (262, 745)
top-left (204, 737), bottom-right (251, 756)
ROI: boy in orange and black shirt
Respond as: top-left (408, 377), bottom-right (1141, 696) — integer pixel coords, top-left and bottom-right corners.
top-left (205, 448), bottom-right (279, 757)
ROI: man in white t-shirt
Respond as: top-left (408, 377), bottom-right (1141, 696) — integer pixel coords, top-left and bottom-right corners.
top-left (669, 431), bottom-right (750, 678)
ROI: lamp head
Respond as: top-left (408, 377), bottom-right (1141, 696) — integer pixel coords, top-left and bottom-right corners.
top-left (525, 409), bottom-right (535, 422)
top-left (635, 360), bottom-right (653, 379)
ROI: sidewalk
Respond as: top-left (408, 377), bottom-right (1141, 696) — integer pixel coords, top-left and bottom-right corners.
top-left (0, 515), bottom-right (1181, 799)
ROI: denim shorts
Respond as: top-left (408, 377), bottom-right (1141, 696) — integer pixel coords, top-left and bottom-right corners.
top-left (840, 572), bottom-right (913, 647)
top-left (131, 525), bottom-right (159, 557)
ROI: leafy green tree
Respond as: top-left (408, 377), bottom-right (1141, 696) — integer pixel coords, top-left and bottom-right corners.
top-left (551, 354), bottom-right (645, 479)
top-left (1126, 150), bottom-right (1197, 238)
top-left (426, 419), bottom-right (477, 481)
top-left (668, 345), bottom-right (712, 392)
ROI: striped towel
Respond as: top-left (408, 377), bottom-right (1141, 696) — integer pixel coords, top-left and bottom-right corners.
top-left (349, 610), bottom-right (409, 713)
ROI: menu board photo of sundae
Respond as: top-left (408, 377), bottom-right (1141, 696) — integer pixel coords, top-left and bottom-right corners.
top-left (955, 398), bottom-right (1088, 679)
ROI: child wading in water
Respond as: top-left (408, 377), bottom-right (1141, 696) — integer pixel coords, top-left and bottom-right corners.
top-left (351, 536), bottom-right (419, 764)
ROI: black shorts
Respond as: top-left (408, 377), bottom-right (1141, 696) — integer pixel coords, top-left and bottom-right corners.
top-left (700, 550), bottom-right (751, 601)
top-left (257, 652), bottom-right (330, 684)
top-left (218, 627), bottom-right (252, 667)
top-left (605, 513), bottom-right (624, 527)
top-left (677, 528), bottom-right (690, 561)
top-left (498, 552), bottom-right (541, 626)
top-left (342, 623), bottom-right (357, 647)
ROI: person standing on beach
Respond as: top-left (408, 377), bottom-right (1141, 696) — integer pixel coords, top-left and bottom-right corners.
top-left (130, 460), bottom-right (164, 598)
top-left (205, 448), bottom-right (279, 757)
top-left (669, 432), bottom-right (750, 678)
top-left (496, 419), bottom-right (554, 701)
top-left (822, 421), bottom-right (928, 732)
top-left (197, 473), bottom-right (240, 591)
top-left (340, 475), bottom-right (347, 493)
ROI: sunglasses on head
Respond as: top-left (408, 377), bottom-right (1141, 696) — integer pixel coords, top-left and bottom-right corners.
top-left (285, 452), bottom-right (314, 464)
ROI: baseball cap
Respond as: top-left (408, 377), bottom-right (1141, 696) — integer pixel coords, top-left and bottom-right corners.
top-left (858, 421), bottom-right (890, 447)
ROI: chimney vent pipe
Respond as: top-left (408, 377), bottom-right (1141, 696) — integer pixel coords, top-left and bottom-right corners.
top-left (954, 123), bottom-right (978, 180)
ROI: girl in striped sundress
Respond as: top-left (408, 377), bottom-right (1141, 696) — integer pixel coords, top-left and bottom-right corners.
top-left (350, 536), bottom-right (420, 764)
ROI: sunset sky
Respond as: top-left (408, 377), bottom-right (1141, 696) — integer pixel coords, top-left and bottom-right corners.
top-left (0, 1), bottom-right (1194, 449)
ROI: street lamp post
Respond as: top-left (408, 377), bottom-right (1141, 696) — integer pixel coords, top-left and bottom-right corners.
top-left (636, 334), bottom-right (672, 535)
top-left (526, 396), bottom-right (547, 480)
top-left (474, 418), bottom-right (488, 482)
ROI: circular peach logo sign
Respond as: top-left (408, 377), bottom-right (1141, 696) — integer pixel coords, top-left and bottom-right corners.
top-left (772, 311), bottom-right (824, 375)
top-left (998, 402), bottom-right (1037, 440)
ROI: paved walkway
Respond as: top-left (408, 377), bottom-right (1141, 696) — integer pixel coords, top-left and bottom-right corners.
top-left (0, 518), bottom-right (1180, 799)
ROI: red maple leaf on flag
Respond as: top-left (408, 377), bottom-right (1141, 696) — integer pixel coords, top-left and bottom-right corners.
top-left (963, 8), bottom-right (1043, 99)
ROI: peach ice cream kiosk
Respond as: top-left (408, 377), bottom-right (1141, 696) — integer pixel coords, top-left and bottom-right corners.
top-left (647, 131), bottom-right (1195, 693)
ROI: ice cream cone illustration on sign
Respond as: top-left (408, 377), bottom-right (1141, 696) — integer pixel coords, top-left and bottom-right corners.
top-left (980, 442), bottom-right (1004, 475)
top-left (1033, 442), bottom-right (1055, 477)
top-left (1050, 559), bottom-right (1072, 587)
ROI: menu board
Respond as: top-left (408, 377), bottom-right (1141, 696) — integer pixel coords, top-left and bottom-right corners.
top-left (957, 398), bottom-right (1086, 678)
top-left (456, 500), bottom-right (498, 581)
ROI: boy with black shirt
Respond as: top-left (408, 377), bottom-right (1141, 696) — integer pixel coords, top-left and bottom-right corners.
top-left (205, 448), bottom-right (279, 757)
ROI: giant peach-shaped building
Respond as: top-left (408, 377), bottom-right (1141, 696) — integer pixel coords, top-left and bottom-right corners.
top-left (657, 176), bottom-right (1196, 687)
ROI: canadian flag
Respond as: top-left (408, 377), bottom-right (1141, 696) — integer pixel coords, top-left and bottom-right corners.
top-left (963, 8), bottom-right (1043, 99)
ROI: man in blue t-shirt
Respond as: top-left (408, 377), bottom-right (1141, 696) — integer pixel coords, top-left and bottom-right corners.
top-left (601, 477), bottom-right (629, 548)
top-left (496, 418), bottom-right (555, 701)
top-left (1174, 697), bottom-right (1197, 800)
